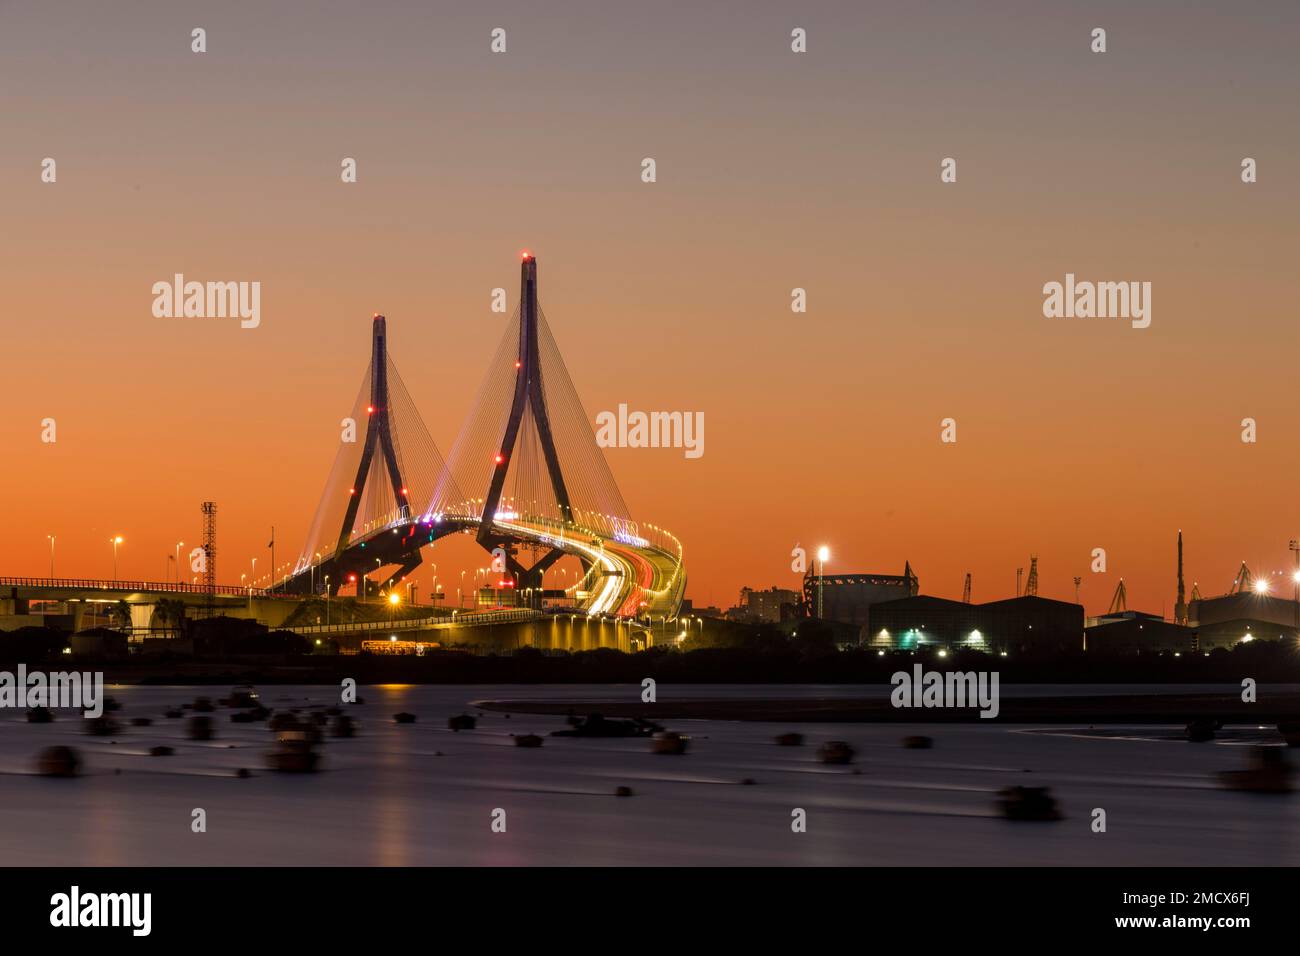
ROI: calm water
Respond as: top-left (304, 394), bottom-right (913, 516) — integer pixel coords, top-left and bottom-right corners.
top-left (0, 683), bottom-right (1294, 866)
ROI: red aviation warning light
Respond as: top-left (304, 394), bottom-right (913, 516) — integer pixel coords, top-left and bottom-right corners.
top-left (520, 250), bottom-right (532, 261)
top-left (366, 406), bottom-right (374, 414)
top-left (495, 454), bottom-right (505, 465)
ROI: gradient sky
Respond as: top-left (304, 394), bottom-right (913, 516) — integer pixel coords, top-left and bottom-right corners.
top-left (2, 1), bottom-right (1298, 615)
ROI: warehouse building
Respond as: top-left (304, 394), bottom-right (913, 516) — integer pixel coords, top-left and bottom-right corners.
top-left (1084, 612), bottom-right (1196, 655)
top-left (864, 594), bottom-right (1083, 654)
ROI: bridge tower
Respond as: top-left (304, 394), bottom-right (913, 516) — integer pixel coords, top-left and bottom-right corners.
top-left (478, 254), bottom-right (577, 604)
top-left (333, 315), bottom-right (413, 563)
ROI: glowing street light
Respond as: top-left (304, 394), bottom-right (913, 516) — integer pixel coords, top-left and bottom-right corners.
top-left (110, 536), bottom-right (124, 581)
top-left (816, 545), bottom-right (830, 619)
top-left (46, 534), bottom-right (55, 578)
top-left (1254, 578), bottom-right (1270, 596)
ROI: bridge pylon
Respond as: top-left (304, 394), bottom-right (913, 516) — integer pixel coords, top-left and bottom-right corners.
top-left (477, 255), bottom-right (579, 603)
top-left (326, 315), bottom-right (421, 593)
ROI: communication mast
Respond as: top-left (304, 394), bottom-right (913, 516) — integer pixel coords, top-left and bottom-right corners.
top-left (1172, 531), bottom-right (1187, 625)
top-left (1025, 555), bottom-right (1039, 597)
top-left (962, 573), bottom-right (971, 604)
top-left (201, 501), bottom-right (217, 615)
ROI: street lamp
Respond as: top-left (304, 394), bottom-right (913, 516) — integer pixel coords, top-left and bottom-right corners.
top-left (46, 534), bottom-right (55, 578)
top-left (111, 536), bottom-right (124, 581)
top-left (816, 545), bottom-right (830, 619)
top-left (175, 542), bottom-right (184, 584)
top-left (1291, 539), bottom-right (1300, 632)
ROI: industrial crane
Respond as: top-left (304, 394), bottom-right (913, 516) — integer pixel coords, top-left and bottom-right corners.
top-left (1108, 578), bottom-right (1128, 615)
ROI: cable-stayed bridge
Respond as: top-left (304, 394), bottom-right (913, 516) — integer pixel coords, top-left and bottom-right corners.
top-left (284, 254), bottom-right (686, 620)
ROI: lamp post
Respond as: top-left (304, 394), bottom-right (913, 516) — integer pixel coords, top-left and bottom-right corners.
top-left (324, 576), bottom-right (330, 625)
top-left (1290, 539), bottom-right (1300, 632)
top-left (816, 545), bottom-right (830, 619)
top-left (111, 536), bottom-right (124, 582)
top-left (175, 542), bottom-right (184, 583)
top-left (46, 534), bottom-right (55, 577)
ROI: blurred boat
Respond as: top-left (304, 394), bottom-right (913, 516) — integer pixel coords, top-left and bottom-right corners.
top-left (265, 731), bottom-right (321, 773)
top-left (448, 713), bottom-right (477, 731)
top-left (36, 746), bottom-right (79, 777)
top-left (187, 715), bottom-right (214, 740)
top-left (1218, 747), bottom-right (1293, 794)
top-left (997, 786), bottom-right (1063, 821)
top-left (651, 731), bottom-right (689, 755)
top-left (225, 685), bottom-right (259, 708)
top-left (817, 740), bottom-right (855, 765)
top-left (330, 715), bottom-right (356, 738)
top-left (552, 714), bottom-right (660, 738)
top-left (84, 716), bottom-right (120, 737)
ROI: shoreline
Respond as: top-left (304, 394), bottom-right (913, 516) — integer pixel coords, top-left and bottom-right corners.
top-left (475, 692), bottom-right (1300, 723)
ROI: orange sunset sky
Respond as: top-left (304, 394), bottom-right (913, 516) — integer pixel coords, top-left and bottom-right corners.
top-left (2, 1), bottom-right (1299, 615)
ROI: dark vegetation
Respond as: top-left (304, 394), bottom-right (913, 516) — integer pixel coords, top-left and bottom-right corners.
top-left (0, 617), bottom-right (1295, 684)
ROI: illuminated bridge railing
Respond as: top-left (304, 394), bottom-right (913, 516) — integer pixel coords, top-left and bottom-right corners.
top-left (286, 607), bottom-right (542, 636)
top-left (0, 577), bottom-right (294, 598)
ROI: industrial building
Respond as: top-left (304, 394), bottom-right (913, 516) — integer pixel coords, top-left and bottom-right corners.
top-left (1179, 533), bottom-right (1300, 650)
top-left (804, 564), bottom-right (918, 627)
top-left (729, 586), bottom-right (801, 624)
top-left (1083, 611), bottom-right (1196, 655)
top-left (1080, 532), bottom-right (1300, 654)
top-left (864, 594), bottom-right (1084, 654)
